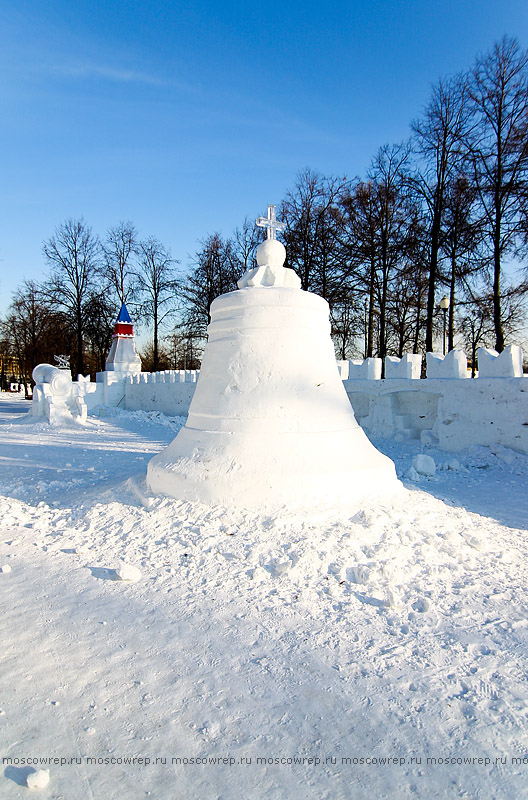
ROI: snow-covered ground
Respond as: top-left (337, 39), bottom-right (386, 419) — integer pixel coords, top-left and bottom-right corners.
top-left (1, 392), bottom-right (528, 799)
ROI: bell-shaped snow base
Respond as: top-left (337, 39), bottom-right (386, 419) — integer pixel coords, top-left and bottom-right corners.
top-left (147, 287), bottom-right (401, 511)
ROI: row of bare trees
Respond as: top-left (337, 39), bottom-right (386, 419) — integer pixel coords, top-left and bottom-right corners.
top-left (1, 220), bottom-right (179, 389)
top-left (2, 37), bottom-right (528, 386)
top-left (179, 37), bottom-right (528, 369)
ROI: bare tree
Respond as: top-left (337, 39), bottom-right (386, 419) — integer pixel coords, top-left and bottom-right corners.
top-left (464, 36), bottom-right (528, 351)
top-left (232, 217), bottom-right (261, 273)
top-left (139, 340), bottom-right (171, 372)
top-left (330, 299), bottom-right (362, 360)
top-left (101, 221), bottom-right (139, 307)
top-left (2, 281), bottom-right (73, 392)
top-left (136, 237), bottom-right (179, 372)
top-left (367, 143), bottom-right (416, 368)
top-left (165, 326), bottom-right (202, 370)
top-left (42, 219), bottom-right (101, 375)
top-left (281, 169), bottom-right (350, 300)
top-left (280, 169), bottom-right (323, 292)
top-left (440, 174), bottom-right (482, 350)
top-left (340, 180), bottom-right (379, 357)
top-left (386, 261), bottom-right (428, 358)
top-left (83, 293), bottom-right (115, 373)
top-left (458, 295), bottom-right (495, 376)
top-left (411, 74), bottom-right (470, 351)
top-left (179, 233), bottom-right (240, 344)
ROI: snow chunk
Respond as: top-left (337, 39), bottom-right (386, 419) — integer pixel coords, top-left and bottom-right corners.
top-left (115, 562), bottom-right (142, 582)
top-left (420, 430), bottom-right (439, 447)
top-left (1, 564), bottom-right (12, 573)
top-left (26, 769), bottom-right (50, 789)
top-left (439, 458), bottom-right (461, 472)
top-left (262, 551), bottom-right (292, 577)
top-left (490, 444), bottom-right (517, 464)
top-left (347, 564), bottom-right (371, 584)
top-left (405, 466), bottom-right (420, 482)
top-left (412, 454), bottom-right (436, 476)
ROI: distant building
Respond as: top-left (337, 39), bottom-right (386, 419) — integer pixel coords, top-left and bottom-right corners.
top-left (0, 354), bottom-right (23, 389)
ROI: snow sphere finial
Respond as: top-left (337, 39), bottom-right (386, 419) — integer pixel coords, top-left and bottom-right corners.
top-left (256, 238), bottom-right (286, 269)
top-left (237, 238), bottom-right (300, 289)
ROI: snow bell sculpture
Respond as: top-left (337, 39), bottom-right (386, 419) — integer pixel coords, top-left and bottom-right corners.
top-left (147, 205), bottom-right (400, 510)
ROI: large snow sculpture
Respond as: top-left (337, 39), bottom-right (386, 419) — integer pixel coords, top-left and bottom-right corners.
top-left (147, 206), bottom-right (400, 510)
top-left (31, 363), bottom-right (76, 424)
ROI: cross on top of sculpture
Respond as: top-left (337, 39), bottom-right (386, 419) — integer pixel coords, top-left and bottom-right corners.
top-left (237, 203), bottom-right (300, 289)
top-left (256, 205), bottom-right (285, 240)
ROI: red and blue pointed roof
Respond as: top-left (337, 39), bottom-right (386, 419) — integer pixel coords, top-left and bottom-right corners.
top-left (114, 302), bottom-right (134, 337)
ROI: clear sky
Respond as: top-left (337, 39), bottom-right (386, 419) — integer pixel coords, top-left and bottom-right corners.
top-left (1, 0), bottom-right (527, 314)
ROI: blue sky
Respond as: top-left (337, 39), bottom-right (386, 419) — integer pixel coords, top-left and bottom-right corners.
top-left (1, 0), bottom-right (527, 314)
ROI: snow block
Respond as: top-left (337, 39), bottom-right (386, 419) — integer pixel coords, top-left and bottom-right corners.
top-left (348, 357), bottom-right (382, 380)
top-left (336, 360), bottom-right (349, 379)
top-left (385, 354), bottom-right (422, 379)
top-left (115, 562), bottom-right (142, 582)
top-left (477, 345), bottom-right (524, 378)
top-left (426, 350), bottom-right (468, 379)
top-left (95, 371), bottom-right (126, 406)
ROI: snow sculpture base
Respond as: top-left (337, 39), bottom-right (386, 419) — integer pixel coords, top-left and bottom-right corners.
top-left (147, 287), bottom-right (400, 511)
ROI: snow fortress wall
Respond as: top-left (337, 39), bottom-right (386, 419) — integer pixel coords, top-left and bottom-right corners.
top-left (120, 369), bottom-right (528, 455)
top-left (343, 377), bottom-right (528, 452)
top-left (108, 367), bottom-right (528, 454)
top-left (32, 352), bottom-right (528, 453)
top-left (77, 370), bottom-right (200, 418)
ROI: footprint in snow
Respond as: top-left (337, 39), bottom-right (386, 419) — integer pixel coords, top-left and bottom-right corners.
top-left (88, 566), bottom-right (117, 581)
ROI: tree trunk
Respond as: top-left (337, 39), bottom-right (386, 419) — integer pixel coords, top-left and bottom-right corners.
top-left (449, 256), bottom-right (456, 352)
top-left (367, 258), bottom-right (376, 358)
top-left (425, 212), bottom-right (441, 352)
top-left (153, 305), bottom-right (159, 372)
top-left (76, 303), bottom-right (84, 376)
top-left (398, 325), bottom-right (405, 358)
top-left (493, 222), bottom-right (504, 352)
top-left (379, 270), bottom-right (388, 378)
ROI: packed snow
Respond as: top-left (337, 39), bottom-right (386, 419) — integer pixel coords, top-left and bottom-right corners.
top-left (1, 392), bottom-right (528, 799)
